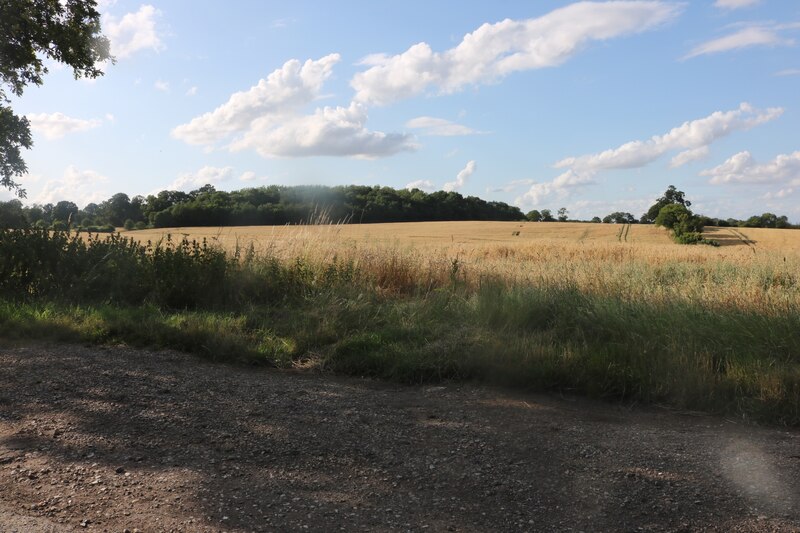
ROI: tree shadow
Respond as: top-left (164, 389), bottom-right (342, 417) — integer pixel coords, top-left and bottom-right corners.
top-left (0, 344), bottom-right (797, 531)
top-left (703, 227), bottom-right (756, 247)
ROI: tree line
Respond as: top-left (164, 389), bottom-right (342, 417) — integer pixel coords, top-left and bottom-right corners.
top-left (0, 184), bottom-right (795, 231)
top-left (0, 185), bottom-right (525, 230)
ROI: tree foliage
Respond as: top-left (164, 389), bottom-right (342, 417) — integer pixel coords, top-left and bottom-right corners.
top-left (1, 0), bottom-right (110, 196)
top-left (602, 212), bottom-right (636, 224)
top-left (526, 209), bottom-right (542, 222)
top-left (0, 185), bottom-right (526, 229)
top-left (642, 185), bottom-right (691, 223)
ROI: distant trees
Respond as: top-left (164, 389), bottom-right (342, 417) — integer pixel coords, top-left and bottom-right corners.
top-left (642, 185), bottom-right (690, 224)
top-left (653, 201), bottom-right (711, 245)
top-left (526, 208), bottom-right (562, 222)
top-left (602, 212), bottom-right (636, 224)
top-left (0, 199), bottom-right (26, 228)
top-left (526, 209), bottom-right (542, 222)
top-left (101, 193), bottom-right (146, 227)
top-left (743, 213), bottom-right (790, 229)
top-left (1, 182), bottom-right (796, 231)
top-left (132, 185), bottom-right (524, 228)
top-left (52, 201), bottom-right (79, 225)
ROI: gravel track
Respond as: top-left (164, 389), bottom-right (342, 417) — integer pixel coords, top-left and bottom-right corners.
top-left (0, 343), bottom-right (798, 532)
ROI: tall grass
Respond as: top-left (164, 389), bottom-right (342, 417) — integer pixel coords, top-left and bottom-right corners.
top-left (1, 228), bottom-right (799, 425)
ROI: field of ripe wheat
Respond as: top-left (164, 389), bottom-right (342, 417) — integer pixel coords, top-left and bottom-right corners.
top-left (125, 222), bottom-right (800, 314)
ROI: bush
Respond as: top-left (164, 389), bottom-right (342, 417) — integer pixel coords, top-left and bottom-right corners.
top-left (654, 204), bottom-right (691, 230)
top-left (123, 219), bottom-right (135, 230)
top-left (134, 221), bottom-right (148, 230)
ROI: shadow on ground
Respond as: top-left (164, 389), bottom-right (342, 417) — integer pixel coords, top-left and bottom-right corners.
top-left (0, 344), bottom-right (798, 532)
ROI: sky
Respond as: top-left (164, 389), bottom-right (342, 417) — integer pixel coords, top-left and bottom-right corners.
top-left (5, 0), bottom-right (800, 221)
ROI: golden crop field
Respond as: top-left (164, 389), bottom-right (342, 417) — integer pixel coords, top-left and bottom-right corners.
top-left (122, 221), bottom-right (800, 315)
top-left (127, 220), bottom-right (800, 252)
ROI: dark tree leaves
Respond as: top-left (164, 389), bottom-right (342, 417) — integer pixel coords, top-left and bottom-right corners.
top-left (0, 0), bottom-right (111, 196)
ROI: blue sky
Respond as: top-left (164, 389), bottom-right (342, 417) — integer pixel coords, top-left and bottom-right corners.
top-left (6, 0), bottom-right (800, 221)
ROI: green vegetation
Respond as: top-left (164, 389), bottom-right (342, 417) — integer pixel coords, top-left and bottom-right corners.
top-left (1, 0), bottom-right (110, 196)
top-left (1, 228), bottom-right (798, 425)
top-left (0, 183), bottom-right (794, 231)
top-left (0, 185), bottom-right (525, 230)
top-left (653, 201), bottom-right (719, 246)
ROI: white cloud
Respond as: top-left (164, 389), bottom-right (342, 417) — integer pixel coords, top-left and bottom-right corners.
top-left (272, 18), bottom-right (295, 29)
top-left (487, 179), bottom-right (536, 193)
top-left (351, 2), bottom-right (681, 105)
top-left (230, 102), bottom-right (417, 159)
top-left (762, 188), bottom-right (794, 200)
top-left (557, 103), bottom-right (782, 175)
top-left (701, 150), bottom-right (800, 185)
top-left (517, 170), bottom-right (595, 206)
top-left (444, 161), bottom-right (476, 192)
top-left (775, 68), bottom-right (800, 76)
top-left (684, 25), bottom-right (795, 59)
top-left (26, 112), bottom-right (102, 140)
top-left (33, 166), bottom-right (109, 206)
top-left (154, 80), bottom-right (170, 92)
top-left (186, 86), bottom-right (198, 96)
top-left (172, 54), bottom-right (340, 146)
top-left (405, 179), bottom-right (435, 192)
top-left (406, 116), bottom-right (479, 136)
top-left (713, 0), bottom-right (761, 9)
top-left (103, 4), bottom-right (164, 59)
top-left (568, 197), bottom-right (653, 220)
top-left (239, 171), bottom-right (256, 182)
top-left (172, 54), bottom-right (418, 159)
top-left (167, 166), bottom-right (234, 191)
top-left (670, 146), bottom-right (710, 168)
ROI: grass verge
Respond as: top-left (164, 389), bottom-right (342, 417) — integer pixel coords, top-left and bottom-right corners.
top-left (1, 229), bottom-right (798, 425)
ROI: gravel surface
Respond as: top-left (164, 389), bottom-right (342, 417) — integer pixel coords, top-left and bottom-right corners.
top-left (0, 343), bottom-right (798, 532)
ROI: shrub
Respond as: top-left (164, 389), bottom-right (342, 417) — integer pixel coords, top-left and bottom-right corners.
top-left (124, 219), bottom-right (135, 230)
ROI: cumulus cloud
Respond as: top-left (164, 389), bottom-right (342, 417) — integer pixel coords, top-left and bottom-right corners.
top-left (516, 170), bottom-right (595, 206)
top-left (405, 179), bottom-right (436, 192)
top-left (154, 80), bottom-right (170, 92)
top-left (33, 166), bottom-right (109, 206)
top-left (172, 55), bottom-right (340, 146)
top-left (520, 103), bottom-right (782, 207)
top-left (444, 161), bottom-right (476, 192)
top-left (670, 146), bottom-right (710, 168)
top-left (684, 24), bottom-right (796, 59)
top-left (487, 179), bottom-right (536, 193)
top-left (556, 103), bottom-right (782, 175)
top-left (701, 150), bottom-right (800, 185)
top-left (186, 86), bottom-right (198, 96)
top-left (713, 0), bottom-right (760, 9)
top-left (26, 112), bottom-right (103, 140)
top-left (569, 196), bottom-right (654, 220)
top-left (762, 188), bottom-right (794, 200)
top-left (103, 4), bottom-right (164, 59)
top-left (231, 102), bottom-right (417, 158)
top-left (405, 116), bottom-right (479, 136)
top-left (167, 166), bottom-right (234, 191)
top-left (351, 1), bottom-right (681, 105)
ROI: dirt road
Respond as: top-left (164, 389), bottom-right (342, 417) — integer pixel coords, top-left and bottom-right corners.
top-left (0, 344), bottom-right (798, 532)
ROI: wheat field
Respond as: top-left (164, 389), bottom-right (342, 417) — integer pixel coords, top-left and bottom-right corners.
top-left (124, 221), bottom-right (800, 314)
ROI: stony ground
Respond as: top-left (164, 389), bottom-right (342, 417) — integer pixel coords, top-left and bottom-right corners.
top-left (0, 343), bottom-right (798, 532)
